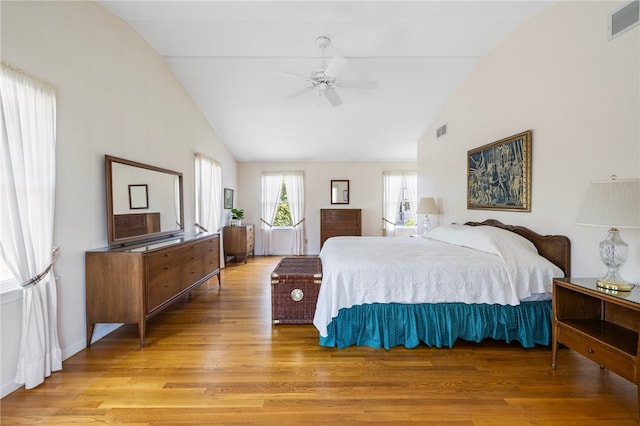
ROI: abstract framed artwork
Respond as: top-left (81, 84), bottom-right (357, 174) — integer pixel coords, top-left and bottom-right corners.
top-left (467, 130), bottom-right (532, 212)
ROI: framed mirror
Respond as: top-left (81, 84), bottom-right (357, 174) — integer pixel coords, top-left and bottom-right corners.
top-left (106, 155), bottom-right (184, 246)
top-left (331, 180), bottom-right (350, 204)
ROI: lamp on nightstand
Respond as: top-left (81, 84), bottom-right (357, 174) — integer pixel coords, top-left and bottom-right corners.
top-left (417, 197), bottom-right (439, 235)
top-left (575, 176), bottom-right (640, 291)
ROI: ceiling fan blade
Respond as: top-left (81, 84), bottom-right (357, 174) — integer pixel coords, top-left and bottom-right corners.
top-left (286, 86), bottom-right (315, 99)
top-left (324, 56), bottom-right (348, 78)
top-left (276, 70), bottom-right (311, 81)
top-left (324, 87), bottom-right (343, 107)
top-left (338, 80), bottom-right (379, 90)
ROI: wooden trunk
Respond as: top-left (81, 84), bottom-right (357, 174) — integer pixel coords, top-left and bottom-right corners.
top-left (271, 257), bottom-right (322, 324)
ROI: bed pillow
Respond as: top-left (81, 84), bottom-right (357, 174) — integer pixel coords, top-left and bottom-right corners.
top-left (425, 224), bottom-right (538, 256)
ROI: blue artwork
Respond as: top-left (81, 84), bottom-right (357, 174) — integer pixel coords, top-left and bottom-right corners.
top-left (467, 131), bottom-right (531, 211)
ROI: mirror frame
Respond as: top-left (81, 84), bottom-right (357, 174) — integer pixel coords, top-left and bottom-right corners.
top-left (105, 155), bottom-right (184, 247)
top-left (330, 179), bottom-right (350, 205)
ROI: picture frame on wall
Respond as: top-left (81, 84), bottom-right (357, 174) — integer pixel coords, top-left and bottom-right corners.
top-left (467, 130), bottom-right (532, 212)
top-left (224, 188), bottom-right (234, 209)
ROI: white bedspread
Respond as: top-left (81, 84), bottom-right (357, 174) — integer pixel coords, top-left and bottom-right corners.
top-left (313, 225), bottom-right (564, 337)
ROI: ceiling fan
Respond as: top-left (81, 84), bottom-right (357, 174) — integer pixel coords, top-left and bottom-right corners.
top-left (278, 36), bottom-right (379, 107)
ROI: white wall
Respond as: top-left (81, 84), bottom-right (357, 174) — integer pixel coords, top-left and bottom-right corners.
top-left (1, 1), bottom-right (237, 397)
top-left (238, 162), bottom-right (416, 255)
top-left (418, 1), bottom-right (639, 280)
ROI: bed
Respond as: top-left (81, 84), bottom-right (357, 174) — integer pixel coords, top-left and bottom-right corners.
top-left (313, 219), bottom-right (571, 349)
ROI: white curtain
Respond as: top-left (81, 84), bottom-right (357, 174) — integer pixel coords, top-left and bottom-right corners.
top-left (0, 62), bottom-right (62, 389)
top-left (194, 153), bottom-right (222, 232)
top-left (382, 172), bottom-right (403, 236)
top-left (260, 173), bottom-right (284, 255)
top-left (194, 153), bottom-right (223, 266)
top-left (285, 172), bottom-right (305, 255)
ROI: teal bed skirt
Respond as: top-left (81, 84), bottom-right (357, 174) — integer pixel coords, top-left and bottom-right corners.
top-left (318, 301), bottom-right (552, 349)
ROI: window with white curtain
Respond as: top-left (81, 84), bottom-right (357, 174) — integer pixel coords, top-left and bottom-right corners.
top-left (382, 171), bottom-right (417, 236)
top-left (1, 62), bottom-right (62, 388)
top-left (194, 153), bottom-right (222, 233)
top-left (261, 171), bottom-right (305, 255)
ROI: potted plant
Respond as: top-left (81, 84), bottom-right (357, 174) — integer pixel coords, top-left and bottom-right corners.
top-left (231, 208), bottom-right (244, 226)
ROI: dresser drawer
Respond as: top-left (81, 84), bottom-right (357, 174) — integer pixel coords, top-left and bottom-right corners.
top-left (146, 250), bottom-right (182, 312)
top-left (180, 243), bottom-right (204, 288)
top-left (202, 238), bottom-right (219, 275)
top-left (146, 272), bottom-right (182, 312)
top-left (556, 324), bottom-right (636, 381)
top-left (322, 209), bottom-right (360, 223)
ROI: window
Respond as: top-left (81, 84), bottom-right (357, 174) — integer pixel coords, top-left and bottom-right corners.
top-left (273, 181), bottom-right (293, 227)
top-left (397, 185), bottom-right (416, 226)
top-left (382, 172), bottom-right (417, 235)
top-left (261, 171), bottom-right (305, 255)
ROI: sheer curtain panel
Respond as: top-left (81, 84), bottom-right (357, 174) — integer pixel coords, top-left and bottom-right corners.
top-left (194, 153), bottom-right (222, 233)
top-left (0, 63), bottom-right (62, 389)
top-left (195, 153), bottom-right (223, 265)
top-left (382, 172), bottom-right (403, 236)
top-left (284, 172), bottom-right (305, 255)
top-left (260, 173), bottom-right (284, 255)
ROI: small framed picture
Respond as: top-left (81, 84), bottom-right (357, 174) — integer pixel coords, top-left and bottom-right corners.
top-left (224, 188), bottom-right (234, 209)
top-left (128, 184), bottom-right (148, 209)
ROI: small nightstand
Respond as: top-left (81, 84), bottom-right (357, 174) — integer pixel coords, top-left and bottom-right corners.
top-left (222, 224), bottom-right (254, 264)
top-left (552, 277), bottom-right (640, 411)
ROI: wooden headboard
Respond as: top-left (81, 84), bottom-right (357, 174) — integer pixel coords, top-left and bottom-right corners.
top-left (465, 219), bottom-right (571, 277)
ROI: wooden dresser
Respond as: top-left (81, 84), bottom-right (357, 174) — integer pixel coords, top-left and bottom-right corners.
top-left (85, 232), bottom-right (220, 347)
top-left (223, 224), bottom-right (255, 263)
top-left (320, 209), bottom-right (362, 247)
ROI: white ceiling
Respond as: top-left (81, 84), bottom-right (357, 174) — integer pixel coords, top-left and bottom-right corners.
top-left (98, 1), bottom-right (553, 162)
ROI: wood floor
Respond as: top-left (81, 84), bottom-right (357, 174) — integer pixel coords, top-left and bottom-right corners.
top-left (2, 256), bottom-right (638, 425)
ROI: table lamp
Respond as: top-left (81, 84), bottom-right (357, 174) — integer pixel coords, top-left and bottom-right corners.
top-left (417, 197), bottom-right (439, 235)
top-left (575, 176), bottom-right (640, 291)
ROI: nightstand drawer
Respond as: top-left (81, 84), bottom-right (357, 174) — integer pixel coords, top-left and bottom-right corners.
top-left (556, 323), bottom-right (636, 380)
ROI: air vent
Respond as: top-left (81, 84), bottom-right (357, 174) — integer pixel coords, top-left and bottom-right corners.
top-left (436, 123), bottom-right (447, 138)
top-left (609, 0), bottom-right (639, 40)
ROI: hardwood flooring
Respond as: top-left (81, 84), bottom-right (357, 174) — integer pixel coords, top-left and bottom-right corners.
top-left (1, 256), bottom-right (638, 424)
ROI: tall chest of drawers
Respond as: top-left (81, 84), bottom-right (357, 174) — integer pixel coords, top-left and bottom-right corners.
top-left (85, 232), bottom-right (220, 347)
top-left (320, 209), bottom-right (362, 247)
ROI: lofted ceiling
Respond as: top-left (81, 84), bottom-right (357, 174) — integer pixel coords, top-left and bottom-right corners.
top-left (98, 1), bottom-right (553, 162)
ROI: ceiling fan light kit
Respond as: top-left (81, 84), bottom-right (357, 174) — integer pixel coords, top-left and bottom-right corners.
top-left (280, 36), bottom-right (379, 107)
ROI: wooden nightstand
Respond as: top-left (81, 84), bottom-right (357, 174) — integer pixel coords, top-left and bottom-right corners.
top-left (552, 277), bottom-right (640, 410)
top-left (222, 224), bottom-right (254, 264)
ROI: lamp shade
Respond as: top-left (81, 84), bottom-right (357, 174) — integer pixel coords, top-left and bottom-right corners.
top-left (575, 177), bottom-right (640, 228)
top-left (417, 197), bottom-right (439, 215)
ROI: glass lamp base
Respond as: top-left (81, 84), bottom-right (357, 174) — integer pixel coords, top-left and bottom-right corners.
top-left (596, 277), bottom-right (634, 292)
top-left (597, 228), bottom-right (633, 292)
top-left (422, 215), bottom-right (432, 236)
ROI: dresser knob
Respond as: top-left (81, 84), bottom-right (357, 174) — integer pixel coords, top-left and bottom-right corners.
top-left (587, 348), bottom-right (594, 354)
